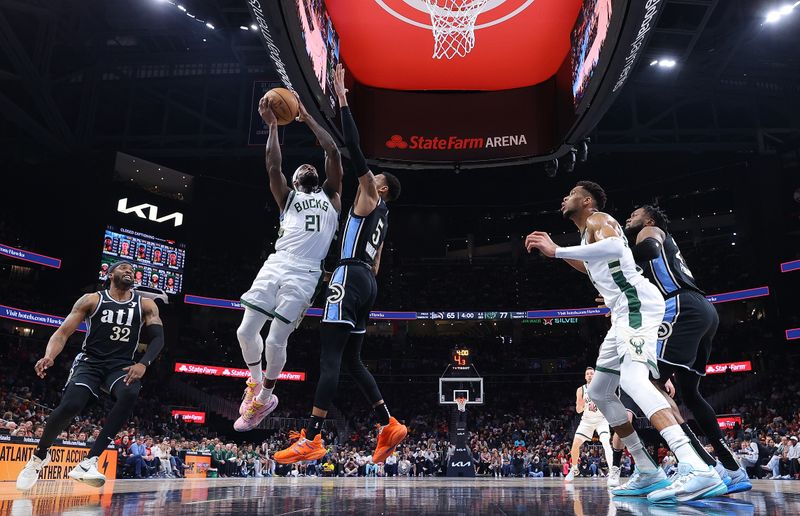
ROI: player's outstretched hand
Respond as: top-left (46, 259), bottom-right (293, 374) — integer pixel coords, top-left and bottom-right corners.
top-left (333, 63), bottom-right (348, 103)
top-left (292, 91), bottom-right (310, 122)
top-left (525, 231), bottom-right (558, 257)
top-left (123, 363), bottom-right (147, 385)
top-left (258, 96), bottom-right (277, 125)
top-left (34, 357), bottom-right (54, 379)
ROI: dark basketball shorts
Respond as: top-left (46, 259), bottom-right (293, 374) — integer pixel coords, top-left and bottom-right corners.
top-left (64, 353), bottom-right (136, 398)
top-left (322, 262), bottom-right (377, 334)
top-left (656, 290), bottom-right (719, 376)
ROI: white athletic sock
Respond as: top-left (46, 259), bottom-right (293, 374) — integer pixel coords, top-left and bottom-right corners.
top-left (256, 384), bottom-right (274, 404)
top-left (620, 433), bottom-right (658, 473)
top-left (660, 424), bottom-right (709, 471)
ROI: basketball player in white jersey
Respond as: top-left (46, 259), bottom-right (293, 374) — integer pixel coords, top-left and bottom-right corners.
top-left (233, 94), bottom-right (342, 431)
top-left (566, 367), bottom-right (614, 482)
top-left (526, 181), bottom-right (725, 503)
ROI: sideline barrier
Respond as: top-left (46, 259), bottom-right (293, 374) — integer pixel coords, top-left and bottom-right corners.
top-left (184, 286), bottom-right (771, 321)
top-left (0, 286), bottom-right (776, 330)
top-left (0, 243), bottom-right (61, 269)
top-left (184, 452), bottom-right (211, 478)
top-left (705, 361), bottom-right (752, 374)
top-left (0, 435), bottom-right (116, 482)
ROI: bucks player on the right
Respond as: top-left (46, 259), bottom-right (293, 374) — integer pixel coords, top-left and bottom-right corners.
top-left (234, 93), bottom-right (342, 432)
top-left (625, 205), bottom-right (751, 494)
top-left (526, 181), bottom-right (725, 503)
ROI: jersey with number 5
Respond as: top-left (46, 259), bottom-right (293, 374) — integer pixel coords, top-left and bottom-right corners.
top-left (339, 199), bottom-right (388, 266)
top-left (275, 189), bottom-right (339, 262)
top-left (82, 290), bottom-right (144, 360)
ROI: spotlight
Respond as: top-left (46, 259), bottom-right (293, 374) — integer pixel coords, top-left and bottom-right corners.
top-left (177, 4), bottom-right (186, 11)
top-left (250, 23), bottom-right (258, 30)
top-left (650, 58), bottom-right (677, 68)
top-left (544, 159), bottom-right (558, 178)
top-left (765, 2), bottom-right (800, 23)
top-left (561, 149), bottom-right (576, 174)
top-left (576, 138), bottom-right (589, 163)
top-left (205, 22), bottom-right (215, 29)
top-left (239, 25), bottom-right (249, 30)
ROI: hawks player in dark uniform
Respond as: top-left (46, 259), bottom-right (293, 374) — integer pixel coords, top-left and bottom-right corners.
top-left (16, 261), bottom-right (165, 491)
top-left (623, 205), bottom-right (751, 494)
top-left (274, 64), bottom-right (406, 464)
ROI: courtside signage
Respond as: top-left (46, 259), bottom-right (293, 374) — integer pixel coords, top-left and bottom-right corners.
top-left (171, 410), bottom-right (206, 424)
top-left (174, 362), bottom-right (306, 381)
top-left (705, 361), bottom-right (752, 375)
top-left (780, 259), bottom-right (800, 273)
top-left (716, 415), bottom-right (743, 429)
top-left (0, 305), bottom-right (87, 332)
top-left (786, 328), bottom-right (800, 341)
top-left (0, 243), bottom-right (61, 268)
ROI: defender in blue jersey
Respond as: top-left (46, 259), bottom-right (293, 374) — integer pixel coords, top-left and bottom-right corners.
top-left (275, 64), bottom-right (407, 465)
top-left (16, 261), bottom-right (165, 491)
top-left (625, 205), bottom-right (751, 494)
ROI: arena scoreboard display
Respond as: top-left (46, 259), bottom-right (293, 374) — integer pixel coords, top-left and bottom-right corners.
top-left (99, 226), bottom-right (186, 294)
top-left (452, 348), bottom-right (471, 368)
top-left (247, 0), bottom-right (667, 168)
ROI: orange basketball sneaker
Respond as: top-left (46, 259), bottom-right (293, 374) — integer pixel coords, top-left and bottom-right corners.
top-left (372, 417), bottom-right (408, 464)
top-left (274, 430), bottom-right (327, 464)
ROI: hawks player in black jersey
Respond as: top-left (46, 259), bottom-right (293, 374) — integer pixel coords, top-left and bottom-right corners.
top-left (16, 261), bottom-right (165, 491)
top-left (623, 205), bottom-right (751, 494)
top-left (274, 64), bottom-right (406, 465)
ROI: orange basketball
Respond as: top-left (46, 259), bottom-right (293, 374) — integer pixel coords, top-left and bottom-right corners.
top-left (264, 87), bottom-right (299, 125)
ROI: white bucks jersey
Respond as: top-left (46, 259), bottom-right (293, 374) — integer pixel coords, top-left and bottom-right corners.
top-left (581, 232), bottom-right (656, 328)
top-left (275, 189), bottom-right (338, 262)
top-left (581, 384), bottom-right (603, 422)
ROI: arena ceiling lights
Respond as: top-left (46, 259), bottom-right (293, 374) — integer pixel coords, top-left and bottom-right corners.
top-left (765, 2), bottom-right (800, 24)
top-left (247, 0), bottom-right (669, 169)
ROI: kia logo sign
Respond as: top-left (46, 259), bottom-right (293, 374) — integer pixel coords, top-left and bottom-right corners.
top-left (117, 198), bottom-right (184, 227)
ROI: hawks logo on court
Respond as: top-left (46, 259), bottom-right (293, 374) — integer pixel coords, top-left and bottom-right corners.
top-left (658, 321), bottom-right (673, 340)
top-left (629, 337), bottom-right (645, 356)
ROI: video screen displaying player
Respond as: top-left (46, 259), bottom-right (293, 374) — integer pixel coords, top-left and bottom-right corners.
top-left (99, 226), bottom-right (186, 293)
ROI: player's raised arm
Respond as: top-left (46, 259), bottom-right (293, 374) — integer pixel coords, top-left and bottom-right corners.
top-left (334, 63), bottom-right (380, 216)
top-left (294, 93), bottom-right (343, 212)
top-left (35, 294), bottom-right (98, 378)
top-left (259, 96), bottom-right (291, 209)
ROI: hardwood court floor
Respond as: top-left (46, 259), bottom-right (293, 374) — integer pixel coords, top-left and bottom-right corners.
top-left (2, 477), bottom-right (798, 515)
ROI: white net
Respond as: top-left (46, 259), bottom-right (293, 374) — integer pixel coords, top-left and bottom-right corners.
top-left (455, 397), bottom-right (468, 412)
top-left (422, 0), bottom-right (491, 59)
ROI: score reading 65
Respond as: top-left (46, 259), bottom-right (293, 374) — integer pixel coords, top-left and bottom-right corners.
top-left (452, 348), bottom-right (471, 367)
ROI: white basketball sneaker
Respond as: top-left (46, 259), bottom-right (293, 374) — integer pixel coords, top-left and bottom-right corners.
top-left (611, 466), bottom-right (671, 496)
top-left (68, 456), bottom-right (107, 487)
top-left (565, 464), bottom-right (579, 482)
top-left (647, 463), bottom-right (728, 503)
top-left (607, 465), bottom-right (622, 488)
top-left (16, 452), bottom-right (50, 491)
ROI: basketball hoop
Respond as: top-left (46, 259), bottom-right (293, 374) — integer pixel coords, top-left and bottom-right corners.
top-left (421, 0), bottom-right (491, 59)
top-left (455, 396), bottom-right (468, 412)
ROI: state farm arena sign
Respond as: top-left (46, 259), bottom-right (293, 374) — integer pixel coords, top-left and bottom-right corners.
top-left (174, 362), bottom-right (306, 381)
top-left (357, 86), bottom-right (552, 162)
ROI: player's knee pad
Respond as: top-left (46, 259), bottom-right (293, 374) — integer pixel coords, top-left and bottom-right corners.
top-left (619, 360), bottom-right (670, 419)
top-left (587, 373), bottom-right (628, 427)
